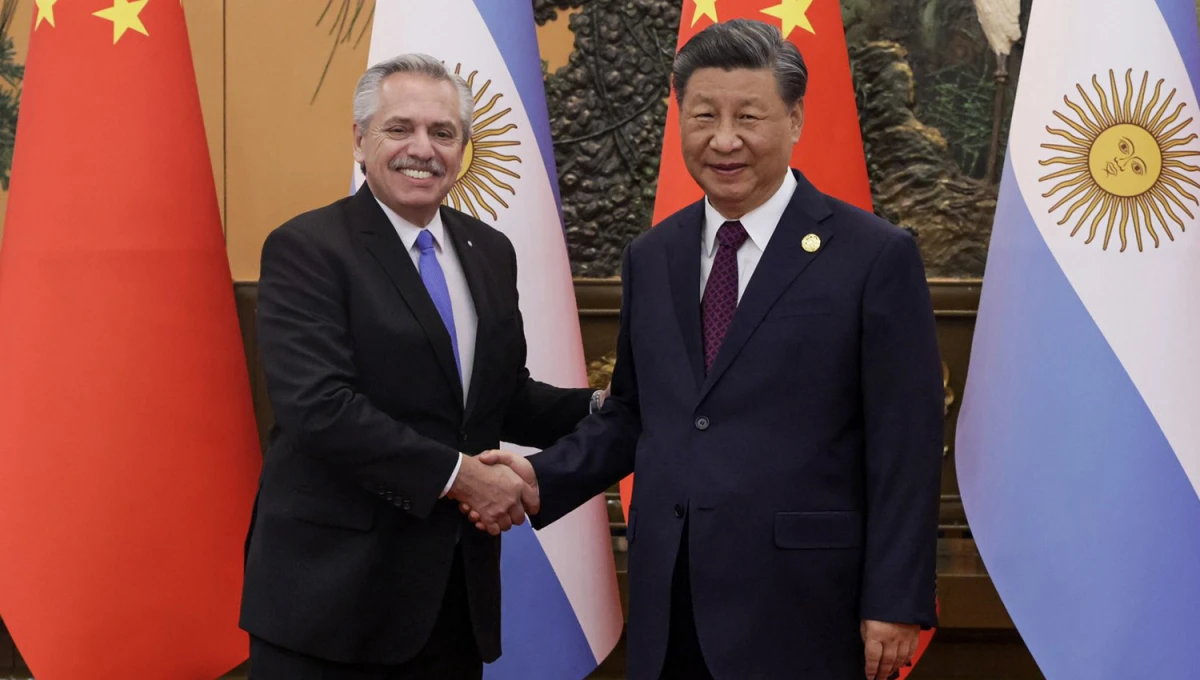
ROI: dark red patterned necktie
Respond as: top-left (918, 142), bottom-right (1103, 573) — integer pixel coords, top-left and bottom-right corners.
top-left (702, 220), bottom-right (749, 373)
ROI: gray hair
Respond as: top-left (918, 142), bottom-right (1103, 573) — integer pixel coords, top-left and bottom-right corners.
top-left (672, 18), bottom-right (808, 108)
top-left (353, 53), bottom-right (474, 140)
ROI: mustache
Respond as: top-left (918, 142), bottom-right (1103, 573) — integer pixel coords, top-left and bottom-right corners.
top-left (389, 156), bottom-right (446, 176)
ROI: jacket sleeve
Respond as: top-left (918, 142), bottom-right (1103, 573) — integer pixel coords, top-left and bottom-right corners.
top-left (529, 244), bottom-right (642, 527)
top-left (858, 230), bottom-right (944, 628)
top-left (257, 225), bottom-right (459, 519)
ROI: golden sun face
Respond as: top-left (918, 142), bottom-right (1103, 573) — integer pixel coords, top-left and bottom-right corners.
top-left (444, 65), bottom-right (522, 221)
top-left (1039, 69), bottom-right (1200, 251)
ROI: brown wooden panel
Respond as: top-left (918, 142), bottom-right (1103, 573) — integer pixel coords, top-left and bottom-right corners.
top-left (908, 630), bottom-right (1043, 680)
top-left (0, 621), bottom-right (13, 668)
top-left (930, 279), bottom-right (983, 538)
top-left (575, 277), bottom-right (622, 366)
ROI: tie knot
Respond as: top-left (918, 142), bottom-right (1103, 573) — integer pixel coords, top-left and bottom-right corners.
top-left (415, 229), bottom-right (437, 253)
top-left (716, 220), bottom-right (748, 250)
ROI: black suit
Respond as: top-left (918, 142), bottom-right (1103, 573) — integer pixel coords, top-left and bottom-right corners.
top-left (239, 184), bottom-right (592, 675)
top-left (529, 169), bottom-right (943, 679)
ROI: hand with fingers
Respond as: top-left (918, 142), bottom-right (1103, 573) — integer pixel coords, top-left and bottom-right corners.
top-left (446, 452), bottom-right (538, 535)
top-left (457, 449), bottom-right (538, 531)
top-left (861, 619), bottom-right (919, 680)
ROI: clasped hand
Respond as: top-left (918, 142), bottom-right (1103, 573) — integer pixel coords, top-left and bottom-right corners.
top-left (446, 450), bottom-right (537, 535)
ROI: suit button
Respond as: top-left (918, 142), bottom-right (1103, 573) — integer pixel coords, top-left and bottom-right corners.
top-left (674, 504), bottom-right (684, 518)
top-left (401, 499), bottom-right (411, 510)
top-left (695, 416), bottom-right (710, 430)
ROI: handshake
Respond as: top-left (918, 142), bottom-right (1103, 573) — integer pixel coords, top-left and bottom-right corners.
top-left (446, 450), bottom-right (538, 535)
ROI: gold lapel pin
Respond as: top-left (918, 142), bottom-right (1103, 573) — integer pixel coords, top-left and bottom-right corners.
top-left (802, 233), bottom-right (821, 253)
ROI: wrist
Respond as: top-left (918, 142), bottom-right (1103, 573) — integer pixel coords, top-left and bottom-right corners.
top-left (448, 453), bottom-right (476, 495)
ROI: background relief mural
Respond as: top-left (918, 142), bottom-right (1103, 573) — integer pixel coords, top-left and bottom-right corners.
top-left (308, 0), bottom-right (1033, 278)
top-left (6, 0), bottom-right (1200, 279)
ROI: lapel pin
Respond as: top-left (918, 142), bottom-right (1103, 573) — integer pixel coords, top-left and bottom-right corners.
top-left (467, 240), bottom-right (473, 247)
top-left (802, 233), bottom-right (821, 253)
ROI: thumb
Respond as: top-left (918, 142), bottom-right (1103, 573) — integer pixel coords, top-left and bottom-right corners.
top-left (477, 450), bottom-right (506, 465)
top-left (520, 482), bottom-right (541, 516)
top-left (479, 449), bottom-right (516, 466)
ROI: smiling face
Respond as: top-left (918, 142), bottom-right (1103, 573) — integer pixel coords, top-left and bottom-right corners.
top-left (679, 67), bottom-right (803, 219)
top-left (353, 72), bottom-right (467, 226)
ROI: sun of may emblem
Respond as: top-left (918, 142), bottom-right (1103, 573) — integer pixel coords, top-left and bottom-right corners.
top-left (444, 64), bottom-right (521, 221)
top-left (1038, 69), bottom-right (1200, 252)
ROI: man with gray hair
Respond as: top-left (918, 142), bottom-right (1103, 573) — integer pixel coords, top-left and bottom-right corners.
top-left (239, 53), bottom-right (602, 678)
top-left (472, 18), bottom-right (943, 680)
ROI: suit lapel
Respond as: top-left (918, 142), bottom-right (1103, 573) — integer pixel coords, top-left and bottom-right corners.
top-left (699, 170), bottom-right (835, 402)
top-left (441, 208), bottom-right (492, 422)
top-left (665, 202), bottom-right (706, 393)
top-left (355, 188), bottom-right (465, 409)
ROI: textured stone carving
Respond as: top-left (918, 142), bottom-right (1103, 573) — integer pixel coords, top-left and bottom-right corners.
top-left (536, 1), bottom-right (1008, 278)
top-left (537, 0), bottom-right (680, 278)
top-left (850, 41), bottom-right (996, 278)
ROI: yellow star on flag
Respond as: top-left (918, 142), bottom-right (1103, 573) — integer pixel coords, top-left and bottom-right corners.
top-left (34, 0), bottom-right (57, 30)
top-left (94, 0), bottom-right (150, 44)
top-left (692, 0), bottom-right (719, 27)
top-left (761, 0), bottom-right (816, 38)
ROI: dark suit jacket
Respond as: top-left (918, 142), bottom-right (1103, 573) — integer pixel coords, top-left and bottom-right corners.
top-left (530, 169), bottom-right (943, 679)
top-left (238, 184), bottom-right (592, 665)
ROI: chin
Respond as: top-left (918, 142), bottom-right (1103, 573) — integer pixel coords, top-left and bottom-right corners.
top-left (706, 185), bottom-right (749, 204)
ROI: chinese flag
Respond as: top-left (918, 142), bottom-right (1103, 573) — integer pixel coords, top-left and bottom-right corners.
top-left (0, 1), bottom-right (261, 678)
top-left (646, 0), bottom-right (873, 225)
top-left (619, 1), bottom-right (936, 675)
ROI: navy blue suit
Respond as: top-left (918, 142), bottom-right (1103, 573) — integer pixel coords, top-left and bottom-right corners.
top-left (530, 169), bottom-right (943, 679)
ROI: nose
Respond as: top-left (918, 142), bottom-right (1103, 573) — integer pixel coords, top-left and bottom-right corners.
top-left (709, 120), bottom-right (743, 154)
top-left (407, 128), bottom-right (435, 158)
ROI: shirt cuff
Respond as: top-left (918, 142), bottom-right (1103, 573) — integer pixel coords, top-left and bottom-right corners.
top-left (439, 452), bottom-right (464, 498)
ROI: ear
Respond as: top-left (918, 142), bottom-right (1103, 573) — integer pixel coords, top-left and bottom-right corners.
top-left (352, 122), bottom-right (366, 166)
top-left (789, 100), bottom-right (805, 144)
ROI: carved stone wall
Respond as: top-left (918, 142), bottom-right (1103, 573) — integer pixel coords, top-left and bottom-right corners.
top-left (850, 41), bottom-right (995, 277)
top-left (536, 0), bottom-right (679, 278)
top-left (537, 0), bottom-right (1031, 278)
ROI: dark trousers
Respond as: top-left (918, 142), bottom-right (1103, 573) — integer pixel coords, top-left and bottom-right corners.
top-left (661, 519), bottom-right (715, 680)
top-left (248, 546), bottom-right (481, 680)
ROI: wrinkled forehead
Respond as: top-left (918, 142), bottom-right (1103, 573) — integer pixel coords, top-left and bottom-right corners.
top-left (681, 68), bottom-right (786, 108)
top-left (372, 73), bottom-right (463, 131)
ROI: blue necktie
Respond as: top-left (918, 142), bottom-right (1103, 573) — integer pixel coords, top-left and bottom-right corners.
top-left (415, 229), bottom-right (461, 382)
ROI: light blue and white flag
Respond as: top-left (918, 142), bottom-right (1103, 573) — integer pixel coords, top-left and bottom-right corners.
top-left (956, 1), bottom-right (1200, 677)
top-left (353, 1), bottom-right (623, 678)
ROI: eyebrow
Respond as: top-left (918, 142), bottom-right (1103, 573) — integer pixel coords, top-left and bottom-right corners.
top-left (689, 94), bottom-right (765, 107)
top-left (379, 116), bottom-right (459, 130)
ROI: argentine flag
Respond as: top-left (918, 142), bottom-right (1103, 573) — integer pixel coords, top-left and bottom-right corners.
top-left (956, 0), bottom-right (1200, 677)
top-left (353, 1), bottom-right (623, 677)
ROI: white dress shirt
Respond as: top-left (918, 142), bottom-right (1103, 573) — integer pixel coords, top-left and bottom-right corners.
top-left (375, 200), bottom-right (476, 495)
top-left (699, 170), bottom-right (798, 301)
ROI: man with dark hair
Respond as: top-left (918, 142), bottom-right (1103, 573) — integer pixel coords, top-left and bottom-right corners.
top-left (471, 18), bottom-right (943, 680)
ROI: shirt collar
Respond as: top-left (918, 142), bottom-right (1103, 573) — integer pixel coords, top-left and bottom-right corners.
top-left (702, 170), bottom-right (798, 256)
top-left (375, 198), bottom-right (447, 253)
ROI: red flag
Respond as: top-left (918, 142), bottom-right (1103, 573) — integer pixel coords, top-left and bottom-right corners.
top-left (0, 1), bottom-right (261, 677)
top-left (645, 0), bottom-right (873, 227)
top-left (620, 2), bottom-right (936, 674)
